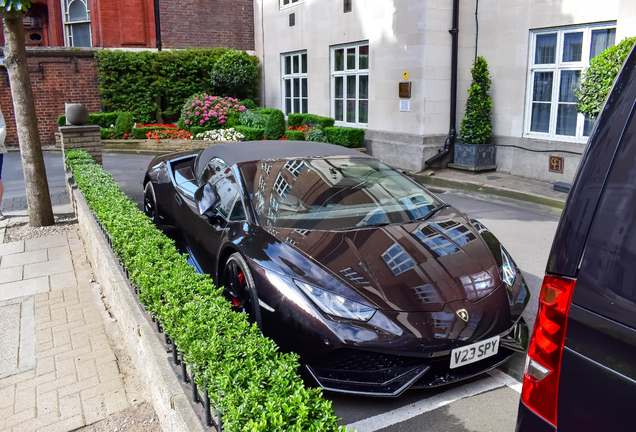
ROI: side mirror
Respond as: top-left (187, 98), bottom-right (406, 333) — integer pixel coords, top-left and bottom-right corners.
top-left (195, 183), bottom-right (219, 216)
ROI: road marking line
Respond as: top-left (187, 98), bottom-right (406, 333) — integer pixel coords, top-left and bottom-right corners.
top-left (489, 368), bottom-right (523, 393)
top-left (344, 370), bottom-right (521, 432)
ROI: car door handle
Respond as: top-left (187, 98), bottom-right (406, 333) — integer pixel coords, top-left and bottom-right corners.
top-left (175, 193), bottom-right (183, 205)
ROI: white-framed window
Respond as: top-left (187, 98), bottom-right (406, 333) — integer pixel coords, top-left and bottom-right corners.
top-left (381, 244), bottom-right (415, 276)
top-left (340, 267), bottom-right (368, 285)
top-left (261, 162), bottom-right (271, 176)
top-left (331, 41), bottom-right (369, 126)
top-left (284, 159), bottom-right (307, 177)
top-left (281, 51), bottom-right (308, 115)
top-left (259, 176), bottom-right (266, 192)
top-left (61, 0), bottom-right (92, 47)
top-left (280, 0), bottom-right (304, 9)
top-left (525, 23), bottom-right (616, 141)
top-left (273, 173), bottom-right (291, 199)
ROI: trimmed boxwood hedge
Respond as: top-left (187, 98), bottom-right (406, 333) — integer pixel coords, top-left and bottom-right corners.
top-left (58, 112), bottom-right (123, 128)
top-left (65, 150), bottom-right (346, 432)
top-left (285, 130), bottom-right (306, 141)
top-left (234, 126), bottom-right (265, 141)
top-left (264, 109), bottom-right (286, 140)
top-left (100, 128), bottom-right (114, 140)
top-left (324, 127), bottom-right (365, 148)
top-left (288, 114), bottom-right (335, 129)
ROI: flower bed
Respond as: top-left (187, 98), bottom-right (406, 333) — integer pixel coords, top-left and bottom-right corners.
top-left (181, 94), bottom-right (246, 128)
top-left (65, 150), bottom-right (346, 432)
top-left (195, 128), bottom-right (244, 142)
top-left (146, 129), bottom-right (193, 142)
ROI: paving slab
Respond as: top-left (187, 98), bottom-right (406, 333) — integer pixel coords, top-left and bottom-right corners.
top-left (0, 277), bottom-right (49, 302)
top-left (0, 249), bottom-right (48, 268)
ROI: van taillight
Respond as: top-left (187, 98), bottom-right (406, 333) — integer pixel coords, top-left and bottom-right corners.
top-left (521, 275), bottom-right (576, 426)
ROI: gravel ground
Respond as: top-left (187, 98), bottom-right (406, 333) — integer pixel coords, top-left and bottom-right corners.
top-left (3, 215), bottom-right (78, 242)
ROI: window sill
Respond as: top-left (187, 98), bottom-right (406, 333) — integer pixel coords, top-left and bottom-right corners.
top-left (279, 1), bottom-right (305, 11)
top-left (523, 133), bottom-right (589, 144)
top-left (334, 122), bottom-right (369, 129)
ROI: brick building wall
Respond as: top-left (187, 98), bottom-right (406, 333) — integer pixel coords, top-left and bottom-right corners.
top-left (159, 0), bottom-right (254, 50)
top-left (0, 48), bottom-right (101, 147)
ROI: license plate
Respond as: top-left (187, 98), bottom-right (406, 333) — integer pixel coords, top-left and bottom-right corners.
top-left (450, 336), bottom-right (500, 369)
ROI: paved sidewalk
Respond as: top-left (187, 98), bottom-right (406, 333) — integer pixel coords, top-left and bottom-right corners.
top-left (0, 223), bottom-right (138, 431)
top-left (413, 169), bottom-right (569, 209)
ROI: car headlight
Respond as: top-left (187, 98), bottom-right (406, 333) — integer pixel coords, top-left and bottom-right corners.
top-left (501, 246), bottom-right (517, 288)
top-left (294, 280), bottom-right (376, 322)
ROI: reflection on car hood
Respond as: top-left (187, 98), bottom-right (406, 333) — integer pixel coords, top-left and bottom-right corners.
top-left (264, 206), bottom-right (502, 312)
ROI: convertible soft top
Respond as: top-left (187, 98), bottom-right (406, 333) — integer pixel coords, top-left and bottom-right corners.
top-left (195, 141), bottom-right (370, 178)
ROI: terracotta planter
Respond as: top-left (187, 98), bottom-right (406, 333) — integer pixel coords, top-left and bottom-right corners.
top-left (449, 142), bottom-right (496, 171)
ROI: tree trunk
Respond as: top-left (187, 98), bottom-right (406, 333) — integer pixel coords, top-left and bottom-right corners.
top-left (3, 12), bottom-right (54, 227)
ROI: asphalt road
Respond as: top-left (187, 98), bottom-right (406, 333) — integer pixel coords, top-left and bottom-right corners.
top-left (3, 150), bottom-right (562, 431)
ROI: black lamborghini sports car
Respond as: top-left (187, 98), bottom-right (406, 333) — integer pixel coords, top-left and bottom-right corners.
top-left (143, 141), bottom-right (529, 396)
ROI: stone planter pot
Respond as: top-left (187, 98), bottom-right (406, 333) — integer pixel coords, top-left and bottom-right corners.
top-left (66, 104), bottom-right (89, 126)
top-left (449, 142), bottom-right (496, 172)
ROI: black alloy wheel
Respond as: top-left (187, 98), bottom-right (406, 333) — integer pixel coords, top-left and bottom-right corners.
top-left (144, 182), bottom-right (158, 223)
top-left (223, 253), bottom-right (262, 329)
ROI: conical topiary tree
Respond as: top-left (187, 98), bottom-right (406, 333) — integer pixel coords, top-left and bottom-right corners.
top-left (458, 56), bottom-right (492, 144)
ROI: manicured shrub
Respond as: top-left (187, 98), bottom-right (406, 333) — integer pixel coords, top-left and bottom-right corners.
top-left (458, 56), bottom-right (492, 144)
top-left (234, 126), bottom-right (264, 141)
top-left (177, 118), bottom-right (186, 130)
top-left (181, 93), bottom-right (246, 129)
top-left (285, 130), bottom-right (305, 141)
top-left (239, 109), bottom-right (268, 128)
top-left (577, 37), bottom-right (636, 118)
top-left (242, 98), bottom-right (257, 110)
top-left (287, 113), bottom-right (304, 127)
top-left (264, 109), bottom-right (286, 140)
top-left (225, 115), bottom-right (241, 128)
top-left (100, 128), bottom-right (114, 140)
top-left (287, 113), bottom-right (335, 129)
top-left (209, 49), bottom-right (259, 100)
top-left (324, 127), bottom-right (365, 148)
top-left (258, 108), bottom-right (277, 116)
top-left (65, 149), bottom-right (347, 432)
top-left (114, 112), bottom-right (134, 138)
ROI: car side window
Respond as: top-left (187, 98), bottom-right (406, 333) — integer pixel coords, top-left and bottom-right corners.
top-left (229, 199), bottom-right (247, 221)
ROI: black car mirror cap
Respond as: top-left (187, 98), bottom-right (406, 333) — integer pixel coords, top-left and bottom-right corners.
top-left (195, 183), bottom-right (219, 216)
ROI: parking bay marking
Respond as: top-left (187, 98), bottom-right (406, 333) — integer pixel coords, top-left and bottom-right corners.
top-left (343, 369), bottom-right (521, 432)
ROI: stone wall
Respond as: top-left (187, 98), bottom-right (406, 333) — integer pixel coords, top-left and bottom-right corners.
top-left (0, 48), bottom-right (101, 148)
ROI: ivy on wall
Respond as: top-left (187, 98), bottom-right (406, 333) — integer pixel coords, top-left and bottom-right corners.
top-left (95, 48), bottom-right (259, 123)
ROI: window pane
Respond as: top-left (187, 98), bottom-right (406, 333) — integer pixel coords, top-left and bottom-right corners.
top-left (283, 0), bottom-right (289, 4)
top-left (359, 75), bottom-right (368, 99)
top-left (583, 115), bottom-right (595, 136)
top-left (530, 103), bottom-right (551, 133)
top-left (533, 71), bottom-right (553, 102)
top-left (302, 78), bottom-right (307, 98)
top-left (359, 100), bottom-right (368, 123)
top-left (335, 100), bottom-right (343, 121)
top-left (535, 33), bottom-right (557, 64)
top-left (286, 99), bottom-right (292, 115)
top-left (347, 100), bottom-right (356, 123)
top-left (563, 32), bottom-right (583, 62)
top-left (285, 56), bottom-right (291, 75)
top-left (294, 98), bottom-right (300, 114)
top-left (71, 23), bottom-right (91, 47)
top-left (335, 76), bottom-right (343, 98)
top-left (556, 104), bottom-right (578, 136)
top-left (559, 70), bottom-right (581, 103)
top-left (591, 28), bottom-right (616, 59)
top-left (335, 49), bottom-right (344, 71)
top-left (301, 53), bottom-right (307, 73)
top-left (302, 99), bottom-right (308, 114)
top-left (347, 75), bottom-right (356, 98)
top-left (347, 48), bottom-right (356, 69)
top-left (285, 79), bottom-right (291, 98)
top-left (293, 78), bottom-right (300, 98)
top-left (359, 45), bottom-right (369, 69)
top-left (293, 55), bottom-right (299, 74)
top-left (69, 0), bottom-right (88, 21)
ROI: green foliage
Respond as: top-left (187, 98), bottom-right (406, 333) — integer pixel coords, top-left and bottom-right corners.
top-left (242, 99), bottom-right (257, 110)
top-left (0, 0), bottom-right (32, 13)
top-left (225, 115), bottom-right (241, 128)
top-left (458, 56), bottom-right (492, 145)
top-left (209, 50), bottom-right (259, 100)
top-left (264, 109), bottom-right (286, 140)
top-left (324, 127), bottom-right (365, 148)
top-left (65, 150), bottom-right (347, 432)
top-left (100, 128), bottom-right (114, 140)
top-left (114, 112), bottom-right (134, 138)
top-left (189, 126), bottom-right (218, 136)
top-left (239, 109), bottom-right (268, 128)
top-left (176, 118), bottom-right (186, 130)
top-left (95, 48), bottom-right (258, 123)
top-left (259, 108), bottom-right (277, 116)
top-left (234, 126), bottom-right (264, 141)
top-left (285, 130), bottom-right (306, 141)
top-left (58, 112), bottom-right (123, 128)
top-left (305, 127), bottom-right (326, 143)
top-left (287, 114), bottom-right (304, 127)
top-left (577, 37), bottom-right (636, 118)
top-left (288, 114), bottom-right (335, 129)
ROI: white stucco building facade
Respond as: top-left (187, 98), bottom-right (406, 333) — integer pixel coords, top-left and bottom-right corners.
top-left (253, 0), bottom-right (636, 183)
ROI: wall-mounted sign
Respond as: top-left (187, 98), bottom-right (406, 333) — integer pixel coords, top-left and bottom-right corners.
top-left (400, 100), bottom-right (410, 112)
top-left (403, 71), bottom-right (408, 80)
top-left (549, 155), bottom-right (564, 174)
top-left (399, 82), bottom-right (411, 98)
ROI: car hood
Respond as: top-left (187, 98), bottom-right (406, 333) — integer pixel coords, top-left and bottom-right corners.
top-left (257, 206), bottom-right (503, 313)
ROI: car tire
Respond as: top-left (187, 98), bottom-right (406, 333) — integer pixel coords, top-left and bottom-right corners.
top-left (144, 182), bottom-right (158, 224)
top-left (223, 253), bottom-right (263, 329)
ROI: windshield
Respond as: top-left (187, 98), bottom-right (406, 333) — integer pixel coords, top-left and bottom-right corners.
top-left (240, 157), bottom-right (439, 230)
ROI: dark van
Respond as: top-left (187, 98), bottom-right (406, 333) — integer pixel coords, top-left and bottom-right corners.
top-left (516, 45), bottom-right (636, 431)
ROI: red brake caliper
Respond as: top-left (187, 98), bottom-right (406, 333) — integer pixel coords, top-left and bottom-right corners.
top-left (232, 272), bottom-right (245, 307)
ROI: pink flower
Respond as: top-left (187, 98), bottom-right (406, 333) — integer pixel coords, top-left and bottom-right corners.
top-left (191, 103), bottom-right (195, 107)
top-left (239, 106), bottom-right (246, 111)
top-left (234, 104), bottom-right (239, 108)
top-left (204, 117), bottom-right (209, 121)
top-left (187, 111), bottom-right (191, 114)
top-left (200, 120), bottom-right (204, 124)
top-left (195, 111), bottom-right (200, 115)
top-left (220, 119), bottom-right (226, 124)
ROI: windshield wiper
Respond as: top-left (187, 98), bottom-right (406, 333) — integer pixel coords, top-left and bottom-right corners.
top-left (417, 204), bottom-right (451, 222)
